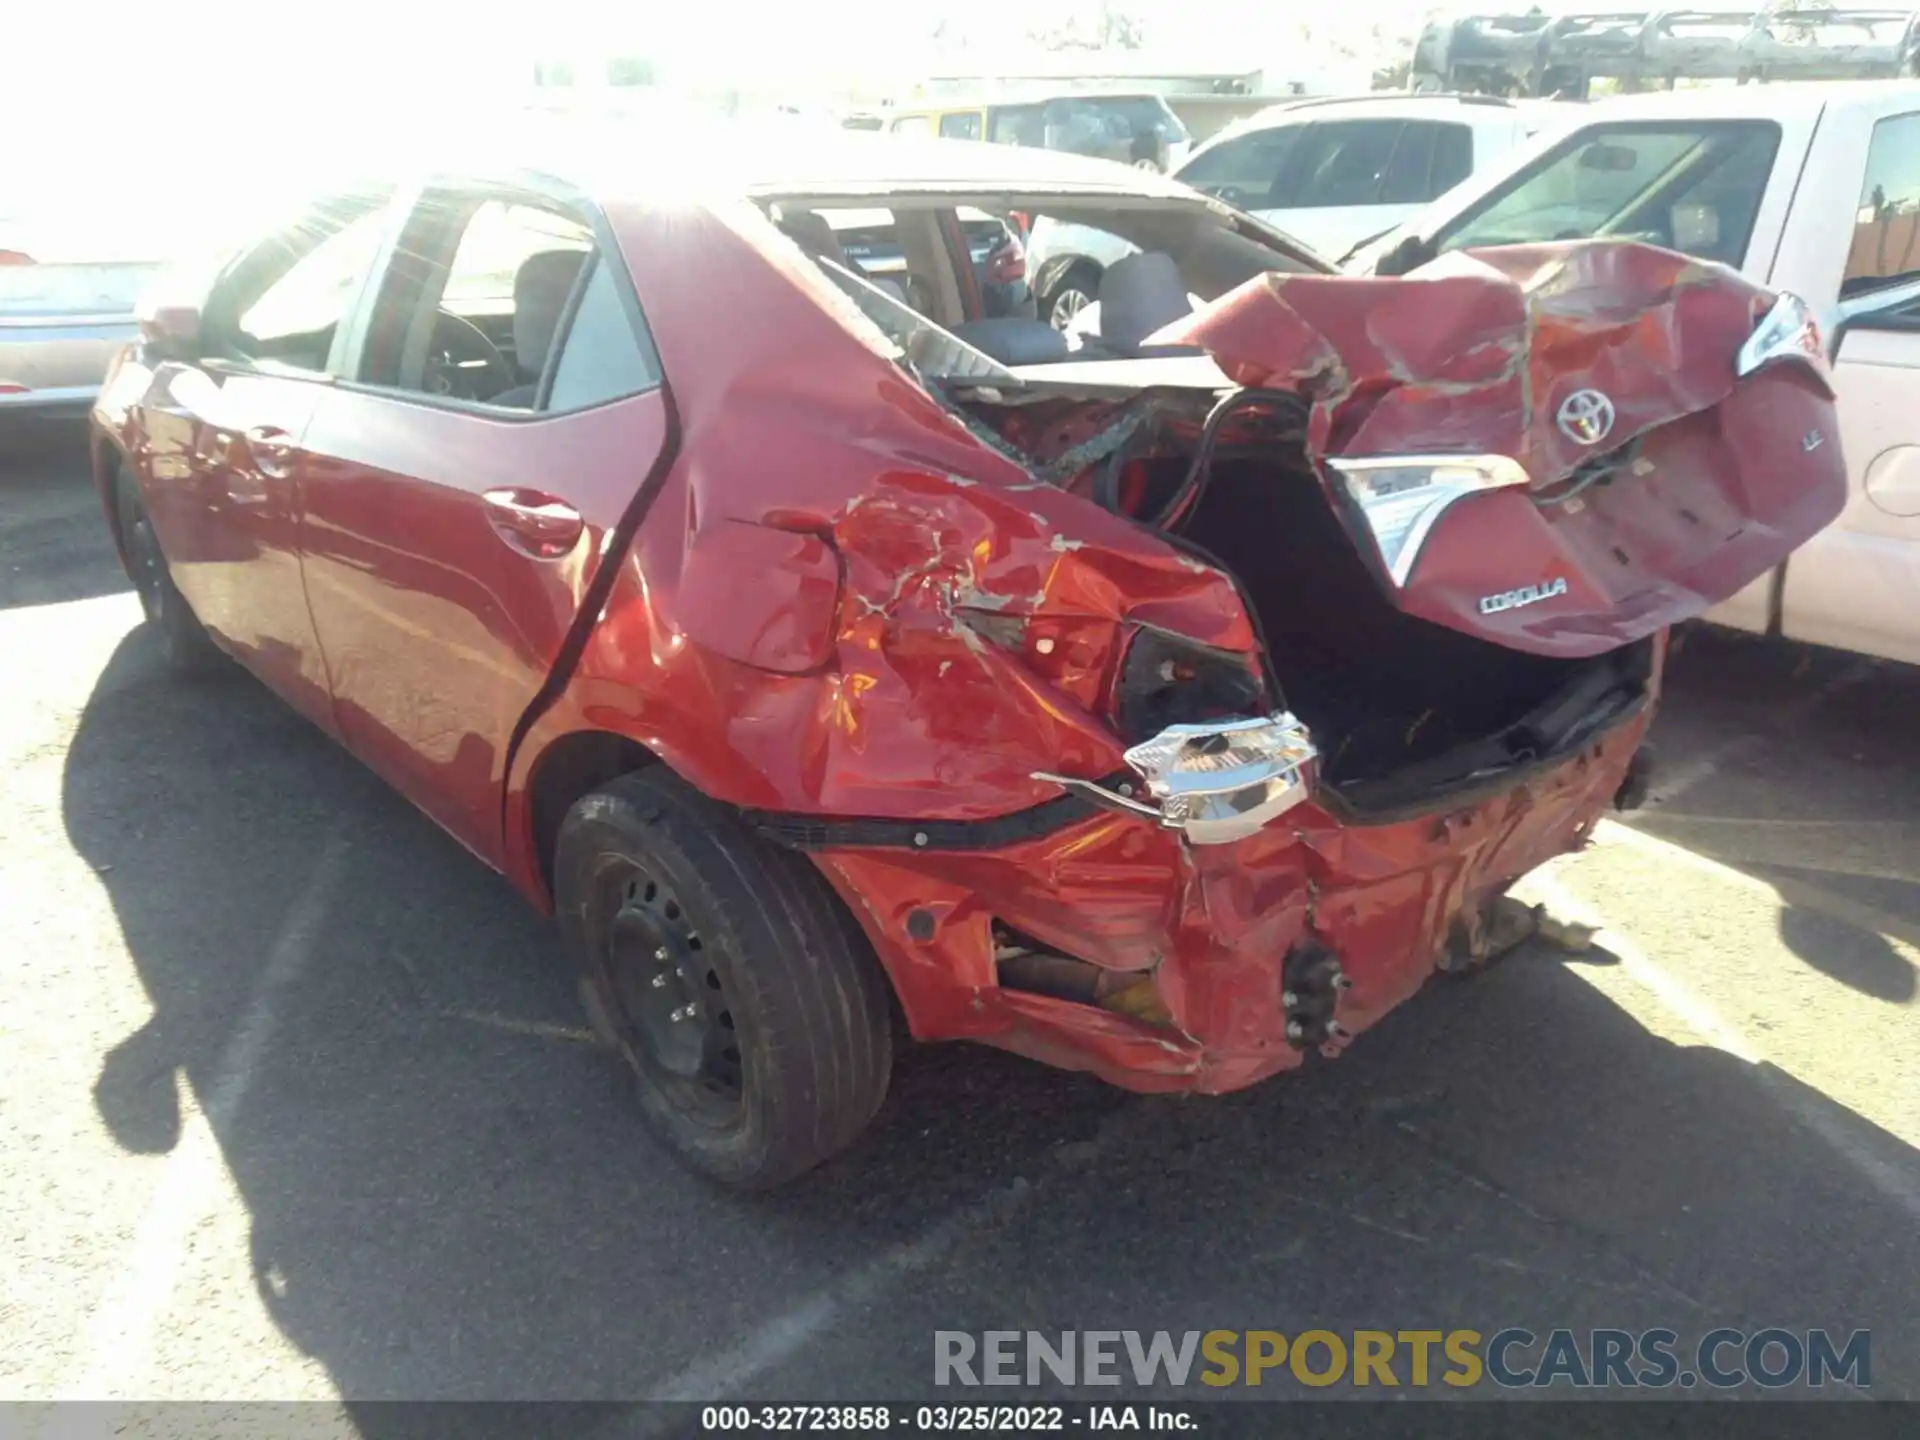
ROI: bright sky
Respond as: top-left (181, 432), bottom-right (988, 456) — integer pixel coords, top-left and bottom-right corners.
top-left (8, 0), bottom-right (1444, 106)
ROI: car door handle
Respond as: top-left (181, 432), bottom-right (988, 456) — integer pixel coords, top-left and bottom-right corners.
top-left (483, 488), bottom-right (584, 559)
top-left (244, 425), bottom-right (298, 479)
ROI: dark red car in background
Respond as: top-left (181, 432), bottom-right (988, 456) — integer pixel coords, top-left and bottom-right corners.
top-left (93, 125), bottom-right (1844, 1188)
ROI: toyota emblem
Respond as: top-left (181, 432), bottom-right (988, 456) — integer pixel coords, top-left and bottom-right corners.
top-left (1556, 389), bottom-right (1616, 447)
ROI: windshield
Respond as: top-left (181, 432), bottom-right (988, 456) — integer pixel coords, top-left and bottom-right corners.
top-left (1438, 120), bottom-right (1780, 270)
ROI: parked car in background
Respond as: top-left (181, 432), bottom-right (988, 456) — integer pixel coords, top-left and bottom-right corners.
top-left (1348, 79), bottom-right (1920, 667)
top-left (1, 170), bottom-right (271, 431)
top-left (93, 125), bottom-right (1840, 1190)
top-left (1, 189), bottom-right (172, 426)
top-left (1026, 92), bottom-right (1577, 327)
top-left (881, 91), bottom-right (1194, 173)
top-left (1178, 93), bottom-right (1579, 258)
top-left (777, 207), bottom-right (1033, 319)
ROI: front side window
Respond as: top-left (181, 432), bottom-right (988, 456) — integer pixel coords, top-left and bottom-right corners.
top-left (1438, 121), bottom-right (1779, 268)
top-left (939, 111), bottom-right (983, 141)
top-left (1377, 121), bottom-right (1476, 205)
top-left (1845, 112), bottom-right (1920, 299)
top-left (356, 188), bottom-right (651, 413)
top-left (891, 115), bottom-right (933, 137)
top-left (216, 195), bottom-right (394, 373)
top-left (1288, 121), bottom-right (1407, 208)
top-left (1178, 127), bottom-right (1307, 209)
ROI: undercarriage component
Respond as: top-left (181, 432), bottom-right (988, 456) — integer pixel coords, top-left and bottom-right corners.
top-left (995, 931), bottom-right (1173, 1026)
top-left (1438, 894), bottom-right (1597, 974)
top-left (1280, 941), bottom-right (1351, 1050)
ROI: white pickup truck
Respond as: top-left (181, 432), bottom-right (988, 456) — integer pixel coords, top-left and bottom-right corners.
top-left (1349, 80), bottom-right (1920, 666)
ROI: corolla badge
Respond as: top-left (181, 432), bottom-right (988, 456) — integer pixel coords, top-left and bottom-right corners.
top-left (1479, 576), bottom-right (1569, 615)
top-left (1556, 389), bottom-right (1616, 447)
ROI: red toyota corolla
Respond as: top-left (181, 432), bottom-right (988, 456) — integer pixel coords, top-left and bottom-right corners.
top-left (92, 125), bottom-right (1844, 1188)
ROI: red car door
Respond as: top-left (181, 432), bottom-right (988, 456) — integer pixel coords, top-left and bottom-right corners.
top-left (132, 195), bottom-right (397, 730)
top-left (294, 183), bottom-right (670, 865)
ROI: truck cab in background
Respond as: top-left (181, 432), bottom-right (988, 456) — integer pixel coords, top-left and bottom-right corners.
top-left (1349, 81), bottom-right (1920, 667)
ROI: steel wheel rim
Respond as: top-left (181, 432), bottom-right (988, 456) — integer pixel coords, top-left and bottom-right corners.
top-left (593, 857), bottom-right (744, 1127)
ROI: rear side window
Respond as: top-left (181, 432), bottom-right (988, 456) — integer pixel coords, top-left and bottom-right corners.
top-left (1438, 121), bottom-right (1779, 268)
top-left (1845, 112), bottom-right (1920, 298)
top-left (544, 257), bottom-right (661, 411)
top-left (1041, 95), bottom-right (1187, 166)
top-left (989, 103), bottom-right (1047, 147)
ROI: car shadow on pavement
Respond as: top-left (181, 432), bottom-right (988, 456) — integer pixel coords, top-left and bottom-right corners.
top-left (0, 424), bottom-right (132, 610)
top-left (1634, 628), bottom-right (1920, 1004)
top-left (63, 627), bottom-right (1920, 1410)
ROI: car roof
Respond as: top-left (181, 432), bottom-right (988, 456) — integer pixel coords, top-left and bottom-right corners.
top-left (1571, 77), bottom-right (1920, 123)
top-left (891, 90), bottom-right (1176, 109)
top-left (449, 114), bottom-right (1217, 204)
top-left (1220, 92), bottom-right (1541, 133)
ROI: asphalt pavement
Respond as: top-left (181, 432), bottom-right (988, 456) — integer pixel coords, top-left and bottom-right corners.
top-left (3, 425), bottom-right (1917, 1429)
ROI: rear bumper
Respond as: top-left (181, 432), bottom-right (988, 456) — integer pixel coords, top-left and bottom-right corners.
top-left (813, 704), bottom-right (1651, 1094)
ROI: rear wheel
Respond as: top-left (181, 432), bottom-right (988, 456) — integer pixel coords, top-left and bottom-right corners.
top-left (116, 473), bottom-right (220, 674)
top-left (1042, 264), bottom-right (1100, 331)
top-left (555, 767), bottom-right (895, 1189)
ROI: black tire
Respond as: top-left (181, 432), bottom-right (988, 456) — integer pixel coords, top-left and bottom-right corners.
top-left (555, 767), bottom-right (895, 1189)
top-left (115, 471), bottom-right (222, 675)
top-left (1041, 264), bottom-right (1100, 331)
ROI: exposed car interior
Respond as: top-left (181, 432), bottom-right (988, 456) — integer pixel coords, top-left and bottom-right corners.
top-left (762, 192), bottom-right (1319, 373)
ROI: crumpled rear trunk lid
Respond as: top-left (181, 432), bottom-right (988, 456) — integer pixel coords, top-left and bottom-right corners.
top-left (1152, 241), bottom-right (1846, 658)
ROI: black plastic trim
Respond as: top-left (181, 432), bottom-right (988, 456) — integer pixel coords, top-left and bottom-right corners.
top-left (745, 772), bottom-right (1135, 852)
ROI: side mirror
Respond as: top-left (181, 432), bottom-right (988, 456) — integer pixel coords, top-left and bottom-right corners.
top-left (1373, 233), bottom-right (1435, 277)
top-left (1827, 275), bottom-right (1920, 358)
top-left (137, 301), bottom-right (202, 361)
top-left (1577, 142), bottom-right (1639, 172)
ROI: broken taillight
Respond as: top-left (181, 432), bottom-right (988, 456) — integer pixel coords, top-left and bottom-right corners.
top-left (0, 250), bottom-right (34, 266)
top-left (1322, 453), bottom-right (1531, 588)
top-left (1736, 292), bottom-right (1827, 379)
top-left (1034, 711), bottom-right (1318, 845)
top-left (1114, 627), bottom-right (1265, 744)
